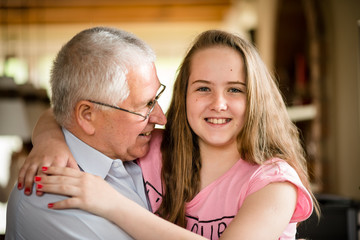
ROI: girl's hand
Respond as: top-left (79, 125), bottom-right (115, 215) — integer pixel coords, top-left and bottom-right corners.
top-left (17, 109), bottom-right (79, 196)
top-left (34, 166), bottom-right (116, 217)
top-left (18, 142), bottom-right (78, 196)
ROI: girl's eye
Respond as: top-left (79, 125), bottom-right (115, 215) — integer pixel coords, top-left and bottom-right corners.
top-left (229, 88), bottom-right (244, 93)
top-left (196, 87), bottom-right (210, 92)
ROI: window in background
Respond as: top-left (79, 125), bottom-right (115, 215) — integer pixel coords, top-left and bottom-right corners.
top-left (3, 57), bottom-right (28, 85)
top-left (0, 136), bottom-right (23, 234)
top-left (155, 56), bottom-right (182, 114)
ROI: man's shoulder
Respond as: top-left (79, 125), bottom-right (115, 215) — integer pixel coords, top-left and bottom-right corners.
top-left (6, 185), bottom-right (133, 239)
top-left (8, 184), bottom-right (67, 209)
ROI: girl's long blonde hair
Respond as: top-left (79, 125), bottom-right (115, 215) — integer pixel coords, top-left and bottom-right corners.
top-left (158, 29), bottom-right (319, 227)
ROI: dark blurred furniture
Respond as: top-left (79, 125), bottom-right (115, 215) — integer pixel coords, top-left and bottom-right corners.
top-left (297, 194), bottom-right (360, 240)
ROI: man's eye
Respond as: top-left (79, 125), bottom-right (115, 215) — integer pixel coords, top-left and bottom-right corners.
top-left (147, 100), bottom-right (155, 108)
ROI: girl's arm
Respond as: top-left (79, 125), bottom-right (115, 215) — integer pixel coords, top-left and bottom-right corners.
top-left (36, 166), bottom-right (297, 240)
top-left (221, 182), bottom-right (297, 239)
top-left (18, 108), bottom-right (78, 195)
top-left (36, 166), bottom-right (206, 240)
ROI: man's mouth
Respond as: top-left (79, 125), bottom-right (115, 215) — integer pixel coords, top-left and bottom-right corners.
top-left (205, 118), bottom-right (231, 124)
top-left (140, 131), bottom-right (151, 136)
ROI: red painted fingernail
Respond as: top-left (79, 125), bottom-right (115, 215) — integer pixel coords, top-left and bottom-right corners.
top-left (25, 188), bottom-right (31, 194)
top-left (17, 183), bottom-right (22, 189)
top-left (35, 176), bottom-right (41, 181)
top-left (48, 203), bottom-right (54, 208)
top-left (37, 184), bottom-right (43, 189)
top-left (42, 166), bottom-right (48, 171)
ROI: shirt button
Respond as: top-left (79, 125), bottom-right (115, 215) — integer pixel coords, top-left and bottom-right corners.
top-left (113, 161), bottom-right (120, 168)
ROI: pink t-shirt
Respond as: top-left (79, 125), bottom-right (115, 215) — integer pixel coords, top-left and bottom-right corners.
top-left (138, 129), bottom-right (313, 240)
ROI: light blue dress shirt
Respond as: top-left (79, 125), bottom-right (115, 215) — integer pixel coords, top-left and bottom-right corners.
top-left (6, 128), bottom-right (149, 239)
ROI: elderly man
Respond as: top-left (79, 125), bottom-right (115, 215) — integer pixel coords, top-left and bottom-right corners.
top-left (6, 26), bottom-right (166, 239)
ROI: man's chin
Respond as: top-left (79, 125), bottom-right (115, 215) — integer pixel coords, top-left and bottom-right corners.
top-left (127, 144), bottom-right (150, 160)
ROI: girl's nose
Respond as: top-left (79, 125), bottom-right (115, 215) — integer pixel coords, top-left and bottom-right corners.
top-left (210, 94), bottom-right (228, 112)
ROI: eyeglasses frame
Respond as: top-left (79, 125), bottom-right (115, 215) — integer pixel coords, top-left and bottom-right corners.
top-left (88, 83), bottom-right (166, 121)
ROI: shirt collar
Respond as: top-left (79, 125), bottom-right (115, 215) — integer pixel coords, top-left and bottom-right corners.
top-left (62, 128), bottom-right (113, 179)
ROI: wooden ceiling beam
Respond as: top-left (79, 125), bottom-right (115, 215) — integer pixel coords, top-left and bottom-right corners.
top-left (0, 1), bottom-right (232, 25)
top-left (1, 0), bottom-right (230, 7)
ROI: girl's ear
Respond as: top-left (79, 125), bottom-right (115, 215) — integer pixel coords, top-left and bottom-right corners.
top-left (74, 100), bottom-right (96, 135)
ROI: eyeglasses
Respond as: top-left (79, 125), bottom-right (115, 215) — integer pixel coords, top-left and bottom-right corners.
top-left (88, 83), bottom-right (166, 121)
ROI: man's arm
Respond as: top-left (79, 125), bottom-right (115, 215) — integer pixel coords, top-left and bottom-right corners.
top-left (17, 108), bottom-right (78, 195)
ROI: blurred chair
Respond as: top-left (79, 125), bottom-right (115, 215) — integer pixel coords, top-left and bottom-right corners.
top-left (0, 76), bottom-right (50, 237)
top-left (297, 194), bottom-right (360, 240)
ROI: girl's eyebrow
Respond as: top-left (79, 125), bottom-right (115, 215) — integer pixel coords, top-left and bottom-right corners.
top-left (191, 79), bottom-right (210, 85)
top-left (228, 81), bottom-right (246, 86)
top-left (191, 80), bottom-right (246, 86)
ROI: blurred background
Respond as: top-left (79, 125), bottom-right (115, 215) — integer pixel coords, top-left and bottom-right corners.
top-left (0, 0), bottom-right (359, 238)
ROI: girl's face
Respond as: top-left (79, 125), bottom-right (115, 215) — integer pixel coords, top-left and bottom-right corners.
top-left (186, 46), bottom-right (247, 149)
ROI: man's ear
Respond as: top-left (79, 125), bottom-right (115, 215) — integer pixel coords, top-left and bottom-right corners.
top-left (74, 100), bottom-right (97, 135)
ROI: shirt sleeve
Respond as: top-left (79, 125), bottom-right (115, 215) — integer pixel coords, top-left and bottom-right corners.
top-left (137, 129), bottom-right (164, 213)
top-left (6, 185), bottom-right (133, 240)
top-left (245, 159), bottom-right (313, 223)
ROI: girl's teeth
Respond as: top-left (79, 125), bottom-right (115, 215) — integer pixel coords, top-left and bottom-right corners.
top-left (207, 118), bottom-right (227, 124)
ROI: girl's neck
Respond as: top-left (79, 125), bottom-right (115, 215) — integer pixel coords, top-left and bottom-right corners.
top-left (199, 140), bottom-right (240, 163)
top-left (199, 141), bottom-right (241, 190)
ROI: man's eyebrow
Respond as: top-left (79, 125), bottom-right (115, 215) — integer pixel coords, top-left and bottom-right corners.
top-left (144, 83), bottom-right (162, 103)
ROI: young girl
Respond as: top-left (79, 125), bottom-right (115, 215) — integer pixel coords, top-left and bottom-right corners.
top-left (19, 30), bottom-right (318, 239)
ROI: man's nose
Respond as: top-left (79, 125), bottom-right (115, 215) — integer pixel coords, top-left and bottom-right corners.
top-left (148, 103), bottom-right (167, 125)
